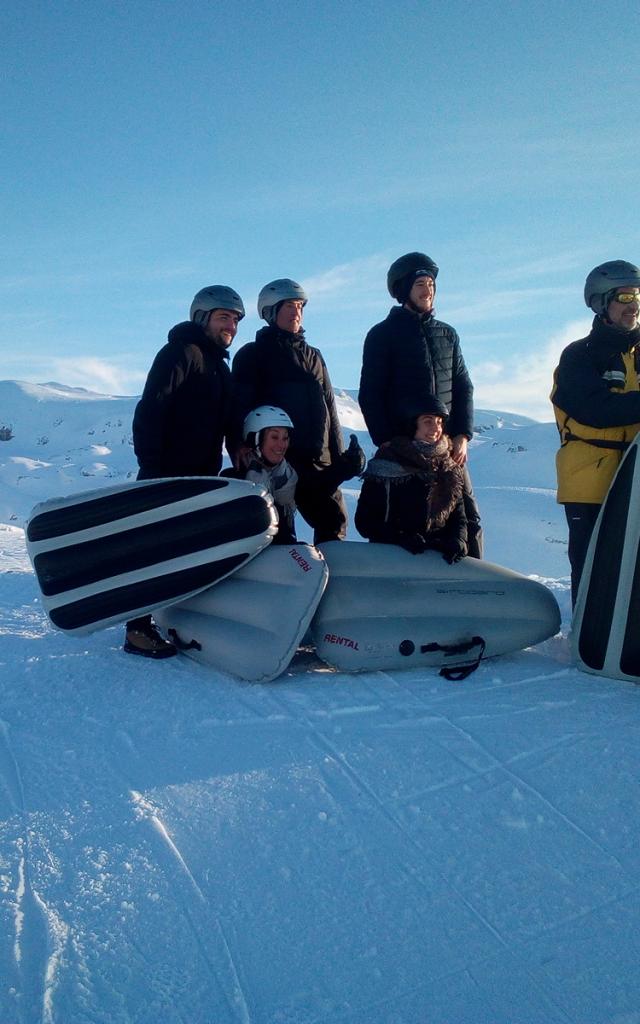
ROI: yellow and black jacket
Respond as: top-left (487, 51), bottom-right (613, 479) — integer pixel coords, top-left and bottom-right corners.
top-left (551, 317), bottom-right (640, 503)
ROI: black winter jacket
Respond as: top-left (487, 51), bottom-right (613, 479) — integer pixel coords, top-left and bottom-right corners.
top-left (355, 436), bottom-right (467, 557)
top-left (551, 317), bottom-right (640, 429)
top-left (132, 321), bottom-right (232, 479)
top-left (551, 317), bottom-right (640, 504)
top-left (359, 306), bottom-right (474, 445)
top-left (231, 326), bottom-right (344, 472)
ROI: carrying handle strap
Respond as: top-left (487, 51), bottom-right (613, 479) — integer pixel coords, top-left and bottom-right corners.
top-left (420, 635), bottom-right (486, 681)
top-left (562, 431), bottom-right (629, 451)
top-left (168, 628), bottom-right (202, 652)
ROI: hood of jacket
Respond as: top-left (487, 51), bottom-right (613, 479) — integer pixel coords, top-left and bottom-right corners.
top-left (167, 320), bottom-right (230, 360)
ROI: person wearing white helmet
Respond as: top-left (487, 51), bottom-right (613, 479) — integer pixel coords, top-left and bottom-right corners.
top-left (125, 284), bottom-right (245, 659)
top-left (236, 405), bottom-right (298, 544)
top-left (551, 260), bottom-right (640, 605)
top-left (231, 278), bottom-right (365, 543)
top-left (359, 252), bottom-right (482, 559)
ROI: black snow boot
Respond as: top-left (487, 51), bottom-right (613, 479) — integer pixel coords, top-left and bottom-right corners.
top-left (124, 618), bottom-right (177, 659)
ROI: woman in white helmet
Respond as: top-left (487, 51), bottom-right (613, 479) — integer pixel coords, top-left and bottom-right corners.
top-left (240, 405), bottom-right (298, 544)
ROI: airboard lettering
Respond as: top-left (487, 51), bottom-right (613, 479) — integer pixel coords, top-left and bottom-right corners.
top-left (289, 548), bottom-right (312, 573)
top-left (323, 633), bottom-right (360, 651)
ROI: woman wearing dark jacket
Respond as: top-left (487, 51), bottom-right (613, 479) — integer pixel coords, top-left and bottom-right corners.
top-left (355, 396), bottom-right (468, 563)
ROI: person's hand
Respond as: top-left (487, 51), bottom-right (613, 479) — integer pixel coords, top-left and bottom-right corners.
top-left (451, 435), bottom-right (468, 466)
top-left (399, 532), bottom-right (427, 555)
top-left (340, 434), bottom-right (366, 477)
top-left (233, 444), bottom-right (252, 471)
top-left (442, 540), bottom-right (467, 564)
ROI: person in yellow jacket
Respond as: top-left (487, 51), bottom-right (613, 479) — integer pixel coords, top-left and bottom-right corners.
top-left (551, 260), bottom-right (640, 605)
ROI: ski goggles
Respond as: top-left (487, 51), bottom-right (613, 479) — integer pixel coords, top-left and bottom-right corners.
top-left (613, 291), bottom-right (640, 304)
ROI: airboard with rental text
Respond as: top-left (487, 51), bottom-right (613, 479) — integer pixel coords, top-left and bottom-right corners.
top-left (155, 543), bottom-right (329, 682)
top-left (311, 542), bottom-right (561, 676)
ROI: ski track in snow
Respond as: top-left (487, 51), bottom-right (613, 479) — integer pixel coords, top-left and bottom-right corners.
top-left (129, 790), bottom-right (253, 1023)
top-left (0, 718), bottom-right (69, 1023)
top-left (259, 665), bottom-right (640, 1022)
top-left (262, 681), bottom-right (578, 1022)
top-left (5, 388), bottom-right (640, 1022)
top-left (263, 684), bottom-right (509, 944)
top-left (434, 711), bottom-right (633, 882)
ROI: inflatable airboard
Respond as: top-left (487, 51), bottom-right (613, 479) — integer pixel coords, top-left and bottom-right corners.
top-left (155, 544), bottom-right (328, 682)
top-left (26, 477), bottom-right (278, 634)
top-left (311, 542), bottom-right (561, 676)
top-left (573, 433), bottom-right (640, 680)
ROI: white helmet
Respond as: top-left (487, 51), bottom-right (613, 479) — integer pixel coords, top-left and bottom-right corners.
top-left (243, 406), bottom-right (294, 445)
top-left (257, 279), bottom-right (307, 324)
top-left (190, 285), bottom-right (245, 326)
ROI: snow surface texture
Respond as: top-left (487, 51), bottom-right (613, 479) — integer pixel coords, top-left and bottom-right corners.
top-left (1, 380), bottom-right (638, 1024)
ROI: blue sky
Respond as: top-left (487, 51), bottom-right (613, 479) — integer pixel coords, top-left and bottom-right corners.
top-left (2, 0), bottom-right (637, 420)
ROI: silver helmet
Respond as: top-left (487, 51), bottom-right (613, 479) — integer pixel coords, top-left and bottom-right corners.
top-left (584, 261), bottom-right (640, 315)
top-left (243, 406), bottom-right (294, 446)
top-left (190, 285), bottom-right (245, 326)
top-left (257, 279), bottom-right (308, 324)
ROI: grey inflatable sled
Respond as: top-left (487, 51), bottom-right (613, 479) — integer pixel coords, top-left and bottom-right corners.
top-left (155, 544), bottom-right (329, 683)
top-left (311, 542), bottom-right (561, 678)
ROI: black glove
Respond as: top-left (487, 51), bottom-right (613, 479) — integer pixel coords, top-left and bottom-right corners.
top-left (442, 541), bottom-right (467, 564)
top-left (340, 434), bottom-right (366, 479)
top-left (398, 532), bottom-right (428, 555)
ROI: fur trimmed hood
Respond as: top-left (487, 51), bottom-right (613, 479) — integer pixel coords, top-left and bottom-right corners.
top-left (363, 435), bottom-right (464, 531)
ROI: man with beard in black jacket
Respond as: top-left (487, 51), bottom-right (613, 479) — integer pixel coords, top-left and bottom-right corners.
top-left (551, 260), bottom-right (640, 606)
top-left (231, 278), bottom-right (365, 543)
top-left (358, 252), bottom-right (483, 558)
top-left (124, 284), bottom-right (245, 658)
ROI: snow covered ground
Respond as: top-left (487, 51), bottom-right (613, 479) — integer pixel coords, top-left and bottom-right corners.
top-left (1, 381), bottom-right (639, 1024)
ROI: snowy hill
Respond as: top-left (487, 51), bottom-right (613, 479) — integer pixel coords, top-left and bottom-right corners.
top-left (0, 379), bottom-right (565, 576)
top-left (4, 381), bottom-right (640, 1024)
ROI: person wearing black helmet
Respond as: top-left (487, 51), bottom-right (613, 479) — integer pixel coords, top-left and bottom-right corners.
top-left (551, 260), bottom-right (640, 606)
top-left (231, 278), bottom-right (365, 543)
top-left (355, 394), bottom-right (467, 562)
top-left (358, 252), bottom-right (482, 557)
top-left (124, 284), bottom-right (245, 658)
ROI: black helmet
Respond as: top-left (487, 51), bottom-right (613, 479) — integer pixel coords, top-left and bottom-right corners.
top-left (387, 252), bottom-right (439, 301)
top-left (584, 261), bottom-right (640, 315)
top-left (403, 395), bottom-right (449, 435)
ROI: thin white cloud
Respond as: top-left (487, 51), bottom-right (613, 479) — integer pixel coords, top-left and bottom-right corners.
top-left (497, 251), bottom-right (586, 283)
top-left (46, 358), bottom-right (145, 396)
top-left (0, 263), bottom-right (197, 294)
top-left (444, 285), bottom-right (576, 324)
top-left (472, 318), bottom-right (591, 421)
top-left (301, 254), bottom-right (390, 303)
